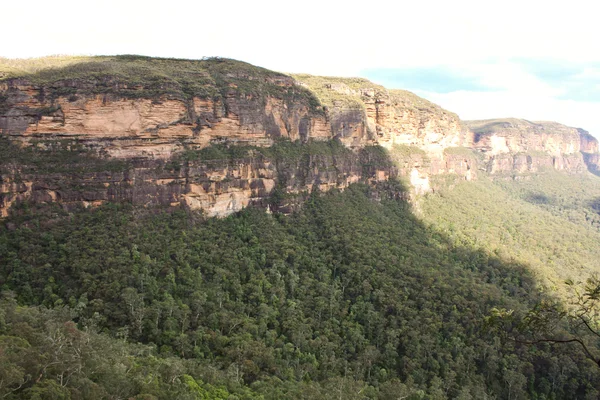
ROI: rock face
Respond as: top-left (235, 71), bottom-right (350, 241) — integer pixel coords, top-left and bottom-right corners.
top-left (289, 75), bottom-right (476, 190)
top-left (1, 74), bottom-right (471, 159)
top-left (369, 90), bottom-right (473, 152)
top-left (290, 75), bottom-right (473, 152)
top-left (1, 56), bottom-right (599, 216)
top-left (0, 142), bottom-right (395, 217)
top-left (0, 81), bottom-right (328, 159)
top-left (466, 119), bottom-right (599, 175)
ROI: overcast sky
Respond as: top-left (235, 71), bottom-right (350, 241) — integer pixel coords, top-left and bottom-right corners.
top-left (4, 0), bottom-right (600, 137)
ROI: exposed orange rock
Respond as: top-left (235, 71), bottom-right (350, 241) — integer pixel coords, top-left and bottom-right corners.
top-left (0, 82), bottom-right (332, 157)
top-left (2, 68), bottom-right (600, 217)
top-left (26, 97), bottom-right (194, 138)
top-left (365, 90), bottom-right (470, 152)
top-left (466, 119), bottom-right (593, 174)
top-left (580, 129), bottom-right (599, 154)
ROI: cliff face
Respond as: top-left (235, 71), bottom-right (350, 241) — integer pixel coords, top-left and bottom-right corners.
top-left (0, 140), bottom-right (396, 217)
top-left (466, 119), bottom-right (598, 175)
top-left (0, 79), bottom-right (329, 159)
top-left (1, 56), bottom-right (599, 216)
top-left (289, 75), bottom-right (476, 192)
top-left (290, 75), bottom-right (472, 152)
top-left (1, 71), bottom-right (472, 160)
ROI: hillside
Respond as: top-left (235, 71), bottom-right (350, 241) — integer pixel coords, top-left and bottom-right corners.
top-left (421, 172), bottom-right (600, 291)
top-left (3, 183), bottom-right (600, 399)
top-left (466, 119), bottom-right (597, 175)
top-left (2, 56), bottom-right (600, 399)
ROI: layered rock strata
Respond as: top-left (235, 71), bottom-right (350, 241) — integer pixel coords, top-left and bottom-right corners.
top-left (466, 119), bottom-right (599, 175)
top-left (0, 142), bottom-right (395, 217)
top-left (1, 57), bottom-right (599, 216)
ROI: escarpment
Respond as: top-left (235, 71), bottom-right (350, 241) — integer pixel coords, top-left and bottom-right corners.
top-left (290, 75), bottom-right (473, 151)
top-left (0, 140), bottom-right (396, 217)
top-left (466, 119), bottom-right (600, 175)
top-left (0, 59), bottom-right (330, 157)
top-left (1, 56), bottom-right (599, 216)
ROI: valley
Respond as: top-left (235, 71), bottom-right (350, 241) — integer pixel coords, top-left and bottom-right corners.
top-left (1, 56), bottom-right (600, 399)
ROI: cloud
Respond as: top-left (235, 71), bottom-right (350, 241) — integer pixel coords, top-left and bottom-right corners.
top-left (513, 59), bottom-right (600, 102)
top-left (362, 60), bottom-right (563, 96)
top-left (515, 59), bottom-right (583, 83)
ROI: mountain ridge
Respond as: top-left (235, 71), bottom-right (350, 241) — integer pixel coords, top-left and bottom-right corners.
top-left (1, 55), bottom-right (598, 216)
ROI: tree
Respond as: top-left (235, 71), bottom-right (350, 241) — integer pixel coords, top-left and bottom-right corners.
top-left (487, 276), bottom-right (600, 368)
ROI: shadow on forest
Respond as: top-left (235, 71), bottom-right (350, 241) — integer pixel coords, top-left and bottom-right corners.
top-left (1, 141), bottom-right (598, 399)
top-left (588, 197), bottom-right (600, 214)
top-left (524, 192), bottom-right (551, 205)
top-left (583, 153), bottom-right (600, 177)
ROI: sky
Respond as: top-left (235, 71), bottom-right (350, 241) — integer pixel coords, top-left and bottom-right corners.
top-left (3, 0), bottom-right (600, 137)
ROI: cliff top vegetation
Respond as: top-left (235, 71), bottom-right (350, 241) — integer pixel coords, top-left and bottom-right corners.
top-left (466, 118), bottom-right (581, 138)
top-left (0, 55), bottom-right (323, 112)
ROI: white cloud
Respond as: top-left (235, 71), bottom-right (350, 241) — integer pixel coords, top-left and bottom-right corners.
top-left (457, 61), bottom-right (563, 96)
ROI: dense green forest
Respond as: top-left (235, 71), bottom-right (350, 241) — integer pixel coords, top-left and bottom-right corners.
top-left (421, 172), bottom-right (600, 292)
top-left (2, 167), bottom-right (600, 398)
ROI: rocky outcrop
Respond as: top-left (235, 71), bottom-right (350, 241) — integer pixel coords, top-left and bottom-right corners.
top-left (2, 75), bottom-right (473, 160)
top-left (579, 128), bottom-right (599, 154)
top-left (466, 119), bottom-right (597, 175)
top-left (0, 141), bottom-right (395, 217)
top-left (289, 76), bottom-right (476, 191)
top-left (0, 59), bottom-right (477, 215)
top-left (0, 80), bottom-right (329, 159)
top-left (291, 75), bottom-right (473, 152)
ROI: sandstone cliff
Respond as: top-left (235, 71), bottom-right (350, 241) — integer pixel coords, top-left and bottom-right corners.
top-left (0, 56), bottom-right (599, 216)
top-left (0, 139), bottom-right (397, 218)
top-left (0, 57), bottom-right (331, 158)
top-left (289, 75), bottom-right (476, 192)
top-left (290, 75), bottom-right (473, 150)
top-left (0, 58), bottom-right (472, 161)
top-left (466, 119), bottom-right (599, 175)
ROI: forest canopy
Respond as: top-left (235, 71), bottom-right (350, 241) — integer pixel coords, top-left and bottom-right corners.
top-left (2, 179), bottom-right (600, 399)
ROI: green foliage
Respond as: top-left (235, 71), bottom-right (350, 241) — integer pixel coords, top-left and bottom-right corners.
top-left (467, 119), bottom-right (579, 140)
top-left (178, 140), bottom-right (355, 175)
top-left (442, 146), bottom-right (479, 157)
top-left (290, 74), bottom-right (383, 110)
top-left (359, 145), bottom-right (394, 177)
top-left (264, 138), bottom-right (352, 160)
top-left (0, 56), bottom-right (324, 114)
top-left (388, 145), bottom-right (431, 170)
top-left (181, 144), bottom-right (260, 163)
top-left (494, 171), bottom-right (600, 232)
top-left (0, 293), bottom-right (261, 399)
top-left (485, 275), bottom-right (600, 385)
top-left (420, 175), bottom-right (600, 293)
top-left (0, 55), bottom-right (96, 77)
top-left (391, 144), bottom-right (426, 157)
top-left (388, 89), bottom-right (454, 114)
top-left (4, 54), bottom-right (600, 399)
top-left (0, 138), bottom-right (128, 175)
top-left (1, 182), bottom-right (599, 398)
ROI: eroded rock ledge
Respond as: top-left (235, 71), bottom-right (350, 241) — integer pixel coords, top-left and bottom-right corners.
top-left (466, 119), bottom-right (598, 175)
top-left (0, 140), bottom-right (397, 217)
